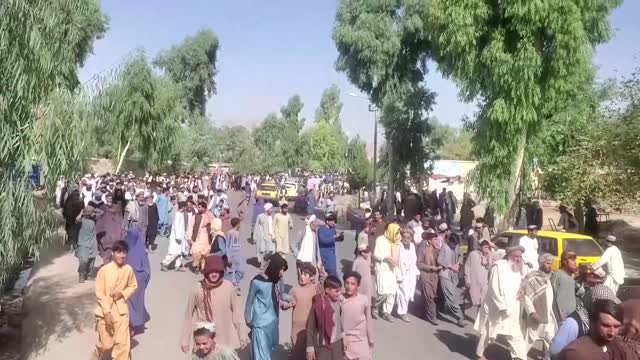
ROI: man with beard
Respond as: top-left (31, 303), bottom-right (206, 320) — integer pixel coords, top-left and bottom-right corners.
top-left (273, 203), bottom-right (293, 255)
top-left (254, 203), bottom-right (275, 270)
top-left (368, 210), bottom-right (386, 254)
top-left (437, 224), bottom-right (464, 327)
top-left (521, 253), bottom-right (556, 359)
top-left (474, 246), bottom-right (527, 360)
top-left (552, 251), bottom-right (584, 322)
top-left (559, 299), bottom-right (622, 360)
top-left (188, 202), bottom-right (213, 273)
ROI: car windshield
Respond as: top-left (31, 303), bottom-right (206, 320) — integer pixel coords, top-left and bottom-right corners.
top-left (259, 185), bottom-right (276, 191)
top-left (563, 238), bottom-right (603, 257)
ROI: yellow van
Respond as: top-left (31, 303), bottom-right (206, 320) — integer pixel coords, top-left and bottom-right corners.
top-left (499, 230), bottom-right (603, 271)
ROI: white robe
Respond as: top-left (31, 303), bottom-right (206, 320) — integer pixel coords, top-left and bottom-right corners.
top-left (592, 245), bottom-right (625, 294)
top-left (374, 235), bottom-right (397, 296)
top-left (297, 223), bottom-right (320, 265)
top-left (519, 235), bottom-right (539, 271)
top-left (168, 211), bottom-right (187, 256)
top-left (396, 242), bottom-right (419, 314)
top-left (474, 259), bottom-right (526, 357)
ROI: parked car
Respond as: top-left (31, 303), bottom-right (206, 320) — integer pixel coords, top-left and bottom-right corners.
top-left (282, 182), bottom-right (301, 200)
top-left (256, 182), bottom-right (278, 202)
top-left (498, 230), bottom-right (603, 271)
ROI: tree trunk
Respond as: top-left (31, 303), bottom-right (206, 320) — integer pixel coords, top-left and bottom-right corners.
top-left (574, 201), bottom-right (585, 233)
top-left (497, 130), bottom-right (528, 231)
top-left (386, 138), bottom-right (395, 217)
top-left (115, 137), bottom-right (132, 175)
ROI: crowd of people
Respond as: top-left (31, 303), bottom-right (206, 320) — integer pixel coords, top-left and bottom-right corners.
top-left (57, 172), bottom-right (374, 360)
top-left (56, 171), bottom-right (640, 360)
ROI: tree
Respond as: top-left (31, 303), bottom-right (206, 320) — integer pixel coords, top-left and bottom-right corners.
top-left (154, 29), bottom-right (219, 116)
top-left (345, 136), bottom-right (370, 193)
top-left (333, 0), bottom-right (435, 212)
top-left (0, 0), bottom-right (107, 288)
top-left (315, 84), bottom-right (344, 133)
top-left (305, 122), bottom-right (343, 173)
top-left (543, 70), bottom-right (640, 209)
top-left (420, 0), bottom-right (621, 228)
top-left (430, 120), bottom-right (474, 161)
top-left (94, 51), bottom-right (182, 174)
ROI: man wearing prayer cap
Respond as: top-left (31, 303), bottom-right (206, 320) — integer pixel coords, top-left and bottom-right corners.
top-left (591, 234), bottom-right (625, 294)
top-left (253, 202), bottom-right (275, 269)
top-left (519, 225), bottom-right (540, 271)
top-left (475, 243), bottom-right (527, 360)
top-left (521, 253), bottom-right (557, 358)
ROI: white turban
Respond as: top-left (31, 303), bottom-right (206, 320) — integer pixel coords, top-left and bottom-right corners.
top-left (264, 203), bottom-right (273, 211)
top-left (194, 321), bottom-right (216, 333)
top-left (306, 214), bottom-right (316, 225)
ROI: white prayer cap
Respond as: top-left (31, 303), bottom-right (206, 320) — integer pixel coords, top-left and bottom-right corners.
top-left (506, 245), bottom-right (526, 255)
top-left (606, 235), bottom-right (617, 242)
top-left (264, 203), bottom-right (273, 211)
top-left (194, 321), bottom-right (216, 333)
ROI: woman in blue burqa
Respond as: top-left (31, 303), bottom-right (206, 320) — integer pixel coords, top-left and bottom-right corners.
top-left (126, 228), bottom-right (151, 336)
top-left (244, 253), bottom-right (293, 360)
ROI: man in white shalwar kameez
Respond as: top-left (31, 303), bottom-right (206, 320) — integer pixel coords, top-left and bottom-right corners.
top-left (474, 245), bottom-right (527, 360)
top-left (253, 203), bottom-right (275, 269)
top-left (591, 234), bottom-right (625, 294)
top-left (396, 227), bottom-right (419, 322)
top-left (521, 253), bottom-right (556, 360)
top-left (372, 223), bottom-right (401, 322)
top-left (161, 201), bottom-right (187, 271)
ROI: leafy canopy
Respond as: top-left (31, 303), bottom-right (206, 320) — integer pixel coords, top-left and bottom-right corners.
top-left (420, 0), bottom-right (621, 215)
top-left (154, 29), bottom-right (219, 116)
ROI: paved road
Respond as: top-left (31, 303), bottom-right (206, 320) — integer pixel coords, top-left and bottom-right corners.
top-left (21, 191), bottom-right (510, 360)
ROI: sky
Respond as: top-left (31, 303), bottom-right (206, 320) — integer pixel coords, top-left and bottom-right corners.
top-left (79, 0), bottom-right (640, 145)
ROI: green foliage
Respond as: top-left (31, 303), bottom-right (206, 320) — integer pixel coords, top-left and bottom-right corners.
top-left (333, 0), bottom-right (436, 203)
top-left (305, 122), bottom-right (344, 173)
top-left (173, 115), bottom-right (216, 172)
top-left (420, 0), bottom-right (621, 218)
top-left (37, 89), bottom-right (96, 191)
top-left (345, 136), bottom-right (370, 191)
top-left (544, 70), bottom-right (640, 208)
top-left (0, 0), bottom-right (107, 288)
top-left (430, 119), bottom-right (474, 161)
top-left (154, 29), bottom-right (219, 116)
top-left (333, 0), bottom-right (430, 105)
top-left (380, 83), bottom-right (437, 185)
top-left (251, 96), bottom-right (307, 173)
top-left (315, 84), bottom-right (344, 133)
top-left (94, 51), bottom-right (183, 173)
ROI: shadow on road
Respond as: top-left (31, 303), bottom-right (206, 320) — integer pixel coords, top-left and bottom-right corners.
top-left (433, 329), bottom-right (478, 359)
top-left (237, 344), bottom-right (289, 360)
top-left (340, 259), bottom-right (353, 274)
top-left (246, 257), bottom-right (261, 269)
top-left (21, 274), bottom-right (95, 358)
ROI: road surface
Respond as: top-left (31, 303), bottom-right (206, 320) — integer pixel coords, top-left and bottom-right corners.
top-left (21, 191), bottom-right (516, 360)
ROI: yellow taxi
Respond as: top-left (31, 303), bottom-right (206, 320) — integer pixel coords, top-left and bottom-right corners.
top-left (256, 182), bottom-right (279, 201)
top-left (282, 182), bottom-right (300, 200)
top-left (500, 230), bottom-right (603, 271)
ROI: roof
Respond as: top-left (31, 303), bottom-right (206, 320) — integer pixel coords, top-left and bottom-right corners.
top-left (501, 229), bottom-right (595, 240)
